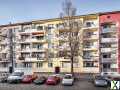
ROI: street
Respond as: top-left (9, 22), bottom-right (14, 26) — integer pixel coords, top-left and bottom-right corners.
top-left (0, 80), bottom-right (109, 90)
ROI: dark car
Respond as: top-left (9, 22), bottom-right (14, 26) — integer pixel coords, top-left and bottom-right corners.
top-left (34, 76), bottom-right (46, 85)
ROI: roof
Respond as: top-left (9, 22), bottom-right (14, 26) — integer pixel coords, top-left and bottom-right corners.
top-left (0, 10), bottom-right (120, 28)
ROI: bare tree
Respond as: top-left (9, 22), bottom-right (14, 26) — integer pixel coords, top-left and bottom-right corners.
top-left (59, 0), bottom-right (83, 74)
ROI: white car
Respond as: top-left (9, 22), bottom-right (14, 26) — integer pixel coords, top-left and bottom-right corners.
top-left (62, 74), bottom-right (74, 85)
top-left (7, 71), bottom-right (24, 83)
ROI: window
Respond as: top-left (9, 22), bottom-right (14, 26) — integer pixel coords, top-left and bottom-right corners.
top-left (83, 62), bottom-right (94, 67)
top-left (102, 54), bottom-right (111, 58)
top-left (36, 62), bottom-right (43, 68)
top-left (83, 51), bottom-right (91, 59)
top-left (86, 22), bottom-right (94, 27)
top-left (48, 24), bottom-right (54, 30)
top-left (37, 26), bottom-right (43, 30)
top-left (24, 63), bottom-right (32, 68)
top-left (48, 62), bottom-right (53, 67)
top-left (73, 63), bottom-right (79, 68)
top-left (62, 62), bottom-right (70, 68)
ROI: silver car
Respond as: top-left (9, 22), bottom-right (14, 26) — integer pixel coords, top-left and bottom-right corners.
top-left (62, 74), bottom-right (74, 85)
top-left (7, 72), bottom-right (24, 83)
top-left (94, 76), bottom-right (108, 87)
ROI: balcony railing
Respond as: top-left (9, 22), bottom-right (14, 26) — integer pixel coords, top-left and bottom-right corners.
top-left (101, 38), bottom-right (117, 43)
top-left (31, 29), bottom-right (45, 33)
top-left (101, 48), bottom-right (117, 53)
top-left (19, 29), bottom-right (31, 33)
top-left (32, 48), bottom-right (45, 52)
top-left (83, 57), bottom-right (99, 61)
top-left (31, 38), bottom-right (46, 43)
top-left (101, 57), bottom-right (116, 63)
top-left (101, 27), bottom-right (117, 33)
top-left (24, 57), bottom-right (45, 62)
top-left (20, 39), bottom-right (31, 43)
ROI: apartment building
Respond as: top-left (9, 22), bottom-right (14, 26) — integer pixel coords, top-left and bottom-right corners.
top-left (2, 11), bottom-right (120, 74)
top-left (100, 11), bottom-right (120, 73)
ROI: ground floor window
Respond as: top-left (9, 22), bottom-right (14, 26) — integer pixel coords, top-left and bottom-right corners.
top-left (62, 62), bottom-right (70, 68)
top-left (83, 62), bottom-right (95, 67)
top-left (36, 62), bottom-right (43, 68)
top-left (48, 62), bottom-right (53, 67)
top-left (73, 63), bottom-right (79, 68)
top-left (24, 63), bottom-right (32, 68)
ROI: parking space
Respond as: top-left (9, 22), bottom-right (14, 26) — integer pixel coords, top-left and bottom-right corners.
top-left (0, 80), bottom-right (109, 90)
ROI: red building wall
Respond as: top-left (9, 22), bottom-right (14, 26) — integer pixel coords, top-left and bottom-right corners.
top-left (99, 12), bottom-right (120, 73)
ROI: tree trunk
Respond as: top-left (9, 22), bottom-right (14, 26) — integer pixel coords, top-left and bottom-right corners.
top-left (71, 56), bottom-right (74, 75)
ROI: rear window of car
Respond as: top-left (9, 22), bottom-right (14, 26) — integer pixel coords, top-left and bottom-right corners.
top-left (64, 75), bottom-right (72, 79)
top-left (95, 76), bottom-right (105, 80)
top-left (48, 76), bottom-right (55, 79)
top-left (24, 75), bottom-right (32, 78)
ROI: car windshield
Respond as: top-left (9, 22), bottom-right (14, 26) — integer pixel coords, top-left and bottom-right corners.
top-left (64, 75), bottom-right (72, 79)
top-left (12, 72), bottom-right (23, 76)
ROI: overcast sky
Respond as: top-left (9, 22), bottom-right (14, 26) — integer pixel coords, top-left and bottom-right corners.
top-left (0, 0), bottom-right (120, 25)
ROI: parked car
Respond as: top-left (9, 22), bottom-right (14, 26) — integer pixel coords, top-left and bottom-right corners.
top-left (22, 75), bottom-right (34, 83)
top-left (0, 73), bottom-right (9, 83)
top-left (46, 75), bottom-right (60, 85)
top-left (0, 77), bottom-right (8, 83)
top-left (7, 71), bottom-right (24, 83)
top-left (34, 76), bottom-right (46, 85)
top-left (94, 75), bottom-right (108, 87)
top-left (62, 74), bottom-right (74, 86)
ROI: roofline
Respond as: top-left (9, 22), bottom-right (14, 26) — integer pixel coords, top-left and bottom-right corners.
top-left (99, 10), bottom-right (120, 15)
top-left (0, 10), bottom-right (120, 28)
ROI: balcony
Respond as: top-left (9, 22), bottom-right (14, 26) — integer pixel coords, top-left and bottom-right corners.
top-left (1, 48), bottom-right (9, 53)
top-left (83, 57), bottom-right (99, 61)
top-left (31, 38), bottom-right (46, 43)
top-left (31, 29), bottom-right (45, 33)
top-left (101, 27), bottom-right (117, 33)
top-left (24, 57), bottom-right (45, 62)
top-left (83, 46), bottom-right (98, 51)
top-left (59, 37), bottom-right (68, 41)
top-left (101, 57), bottom-right (116, 63)
top-left (19, 39), bottom-right (31, 43)
top-left (0, 39), bottom-right (8, 44)
top-left (101, 48), bottom-right (117, 53)
top-left (32, 48), bottom-right (46, 52)
top-left (20, 48), bottom-right (31, 52)
top-left (83, 35), bottom-right (98, 40)
top-left (101, 38), bottom-right (117, 43)
top-left (19, 29), bottom-right (31, 34)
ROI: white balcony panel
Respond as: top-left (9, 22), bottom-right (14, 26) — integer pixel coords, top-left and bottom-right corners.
top-left (102, 27), bottom-right (117, 33)
top-left (0, 68), bottom-right (8, 72)
top-left (111, 64), bottom-right (118, 68)
top-left (101, 38), bottom-right (117, 43)
top-left (32, 48), bottom-right (45, 52)
top-left (25, 58), bottom-right (45, 62)
top-left (101, 48), bottom-right (117, 53)
top-left (31, 29), bottom-right (45, 33)
top-left (101, 58), bottom-right (116, 63)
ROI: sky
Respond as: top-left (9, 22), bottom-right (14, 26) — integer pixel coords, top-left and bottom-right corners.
top-left (0, 0), bottom-right (120, 25)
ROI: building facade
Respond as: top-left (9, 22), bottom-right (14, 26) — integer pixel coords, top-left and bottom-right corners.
top-left (0, 11), bottom-right (119, 74)
top-left (100, 11), bottom-right (120, 73)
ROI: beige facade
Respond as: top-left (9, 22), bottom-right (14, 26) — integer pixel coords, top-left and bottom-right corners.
top-left (0, 14), bottom-right (100, 74)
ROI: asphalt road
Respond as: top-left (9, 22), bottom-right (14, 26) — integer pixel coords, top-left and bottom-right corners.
top-left (0, 81), bottom-right (109, 90)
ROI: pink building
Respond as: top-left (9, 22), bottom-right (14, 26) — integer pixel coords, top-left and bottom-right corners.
top-left (100, 11), bottom-right (120, 73)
